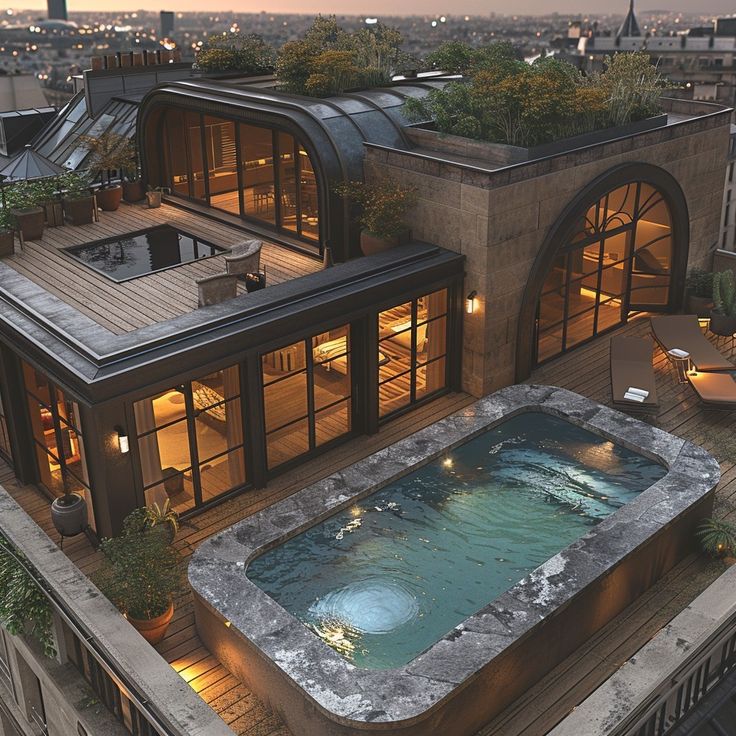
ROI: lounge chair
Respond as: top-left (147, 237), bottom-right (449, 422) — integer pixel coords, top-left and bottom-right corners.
top-left (609, 336), bottom-right (659, 409)
top-left (196, 273), bottom-right (238, 307)
top-left (225, 239), bottom-right (262, 278)
top-left (687, 370), bottom-right (736, 407)
top-left (650, 315), bottom-right (734, 372)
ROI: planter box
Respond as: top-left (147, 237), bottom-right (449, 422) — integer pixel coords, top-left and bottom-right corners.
top-left (405, 114), bottom-right (669, 166)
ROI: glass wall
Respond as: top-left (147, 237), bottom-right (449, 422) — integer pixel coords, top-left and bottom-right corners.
top-left (134, 365), bottom-right (245, 514)
top-left (535, 182), bottom-right (673, 364)
top-left (22, 362), bottom-right (94, 529)
top-left (162, 109), bottom-right (320, 245)
top-left (378, 290), bottom-right (448, 419)
top-left (261, 324), bottom-right (352, 470)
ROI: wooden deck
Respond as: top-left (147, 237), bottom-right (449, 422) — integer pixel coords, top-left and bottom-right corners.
top-left (4, 202), bottom-right (320, 334)
top-left (4, 316), bottom-right (735, 736)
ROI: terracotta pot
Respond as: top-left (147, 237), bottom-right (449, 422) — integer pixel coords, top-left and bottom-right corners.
top-left (63, 196), bottom-right (95, 225)
top-left (359, 229), bottom-right (410, 256)
top-left (146, 190), bottom-right (162, 208)
top-left (128, 601), bottom-right (174, 645)
top-left (709, 310), bottom-right (736, 337)
top-left (51, 493), bottom-right (88, 538)
top-left (122, 180), bottom-right (145, 203)
top-left (96, 185), bottom-right (122, 212)
top-left (687, 294), bottom-right (713, 317)
top-left (12, 207), bottom-right (45, 241)
top-left (0, 229), bottom-right (14, 257)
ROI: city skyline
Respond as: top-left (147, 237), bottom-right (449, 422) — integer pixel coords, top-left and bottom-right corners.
top-left (9, 0), bottom-right (736, 18)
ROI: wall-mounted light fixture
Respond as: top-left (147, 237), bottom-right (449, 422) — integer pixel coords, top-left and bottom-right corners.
top-left (465, 290), bottom-right (478, 314)
top-left (116, 426), bottom-right (130, 454)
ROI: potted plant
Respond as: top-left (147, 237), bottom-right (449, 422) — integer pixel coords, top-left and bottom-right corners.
top-left (143, 499), bottom-right (180, 543)
top-left (334, 179), bottom-right (417, 256)
top-left (0, 208), bottom-right (15, 257)
top-left (122, 147), bottom-right (144, 203)
top-left (685, 268), bottom-right (713, 316)
top-left (61, 171), bottom-right (95, 225)
top-left (7, 180), bottom-right (45, 241)
top-left (710, 269), bottom-right (736, 337)
top-left (696, 518), bottom-right (736, 565)
top-left (50, 491), bottom-right (88, 539)
top-left (92, 516), bottom-right (183, 645)
top-left (81, 132), bottom-right (136, 212)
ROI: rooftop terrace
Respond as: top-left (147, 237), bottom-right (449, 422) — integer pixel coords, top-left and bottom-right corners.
top-left (0, 316), bottom-right (733, 736)
top-left (2, 202), bottom-right (320, 335)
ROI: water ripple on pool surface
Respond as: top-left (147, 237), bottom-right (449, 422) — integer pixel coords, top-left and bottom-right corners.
top-left (309, 579), bottom-right (420, 634)
top-left (246, 412), bottom-right (666, 669)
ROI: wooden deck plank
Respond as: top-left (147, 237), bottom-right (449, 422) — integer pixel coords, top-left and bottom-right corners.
top-left (5, 202), bottom-right (320, 334)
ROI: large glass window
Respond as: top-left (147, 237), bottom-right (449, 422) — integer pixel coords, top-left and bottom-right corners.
top-left (535, 181), bottom-right (673, 364)
top-left (22, 362), bottom-right (94, 530)
top-left (134, 365), bottom-right (245, 514)
top-left (162, 109), bottom-right (320, 245)
top-left (262, 325), bottom-right (352, 470)
top-left (378, 290), bottom-right (448, 419)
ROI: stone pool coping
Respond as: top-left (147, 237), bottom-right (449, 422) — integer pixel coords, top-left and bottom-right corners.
top-left (188, 384), bottom-right (720, 726)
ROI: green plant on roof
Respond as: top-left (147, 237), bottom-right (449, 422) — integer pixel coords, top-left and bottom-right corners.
top-left (194, 33), bottom-right (275, 75)
top-left (712, 269), bottom-right (736, 318)
top-left (0, 534), bottom-right (56, 657)
top-left (686, 268), bottom-right (714, 299)
top-left (80, 132), bottom-right (136, 189)
top-left (696, 517), bottom-right (736, 558)
top-left (59, 170), bottom-right (92, 201)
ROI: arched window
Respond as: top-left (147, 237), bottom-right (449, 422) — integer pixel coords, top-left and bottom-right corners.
top-left (535, 180), bottom-right (676, 365)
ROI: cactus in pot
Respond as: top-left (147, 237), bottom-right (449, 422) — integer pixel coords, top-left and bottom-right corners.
top-left (710, 269), bottom-right (736, 336)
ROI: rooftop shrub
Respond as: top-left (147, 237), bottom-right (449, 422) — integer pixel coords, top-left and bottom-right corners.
top-left (405, 48), bottom-right (668, 148)
top-left (194, 32), bottom-right (275, 75)
top-left (276, 15), bottom-right (408, 97)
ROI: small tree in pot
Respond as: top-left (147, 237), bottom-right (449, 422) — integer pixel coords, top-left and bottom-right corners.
top-left (61, 170), bottom-right (95, 225)
top-left (7, 179), bottom-right (46, 241)
top-left (334, 179), bottom-right (417, 256)
top-left (697, 518), bottom-right (736, 565)
top-left (81, 132), bottom-right (135, 212)
top-left (0, 208), bottom-right (15, 257)
top-left (710, 269), bottom-right (736, 338)
top-left (685, 268), bottom-right (713, 316)
top-left (92, 515), bottom-right (183, 645)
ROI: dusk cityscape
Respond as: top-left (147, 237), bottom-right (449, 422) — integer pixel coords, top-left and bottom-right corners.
top-left (0, 1), bottom-right (733, 736)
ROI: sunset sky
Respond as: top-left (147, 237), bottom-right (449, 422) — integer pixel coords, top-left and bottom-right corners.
top-left (13, 0), bottom-right (732, 16)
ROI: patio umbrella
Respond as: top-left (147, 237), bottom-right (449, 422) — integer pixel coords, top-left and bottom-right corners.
top-left (0, 145), bottom-right (65, 208)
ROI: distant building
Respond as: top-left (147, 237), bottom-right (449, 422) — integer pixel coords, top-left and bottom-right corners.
top-left (561, 2), bottom-right (736, 106)
top-left (160, 10), bottom-right (174, 39)
top-left (46, 0), bottom-right (67, 21)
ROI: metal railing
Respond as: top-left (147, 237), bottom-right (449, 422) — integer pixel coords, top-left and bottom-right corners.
top-left (610, 608), bottom-right (736, 736)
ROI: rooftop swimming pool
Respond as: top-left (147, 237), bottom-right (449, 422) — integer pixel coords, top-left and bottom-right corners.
top-left (190, 385), bottom-right (719, 736)
top-left (65, 224), bottom-right (225, 282)
top-left (246, 412), bottom-right (665, 669)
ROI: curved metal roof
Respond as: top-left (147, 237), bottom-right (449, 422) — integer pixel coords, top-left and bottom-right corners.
top-left (137, 77), bottom-right (451, 182)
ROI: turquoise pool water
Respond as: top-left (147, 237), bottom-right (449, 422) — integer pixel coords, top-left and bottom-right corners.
top-left (246, 412), bottom-right (666, 669)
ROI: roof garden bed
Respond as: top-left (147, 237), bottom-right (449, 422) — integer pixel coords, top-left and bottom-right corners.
top-left (405, 112), bottom-right (668, 165)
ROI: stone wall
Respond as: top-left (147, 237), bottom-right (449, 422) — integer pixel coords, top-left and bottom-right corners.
top-left (364, 106), bottom-right (731, 397)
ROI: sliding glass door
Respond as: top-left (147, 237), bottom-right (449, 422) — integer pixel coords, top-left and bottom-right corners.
top-left (134, 365), bottom-right (245, 514)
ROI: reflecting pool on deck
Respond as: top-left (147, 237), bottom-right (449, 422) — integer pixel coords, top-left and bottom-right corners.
top-left (246, 412), bottom-right (666, 669)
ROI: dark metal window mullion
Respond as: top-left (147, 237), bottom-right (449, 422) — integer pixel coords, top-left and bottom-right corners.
top-left (305, 338), bottom-right (316, 451)
top-left (47, 385), bottom-right (71, 491)
top-left (294, 139), bottom-right (303, 236)
top-left (410, 300), bottom-right (418, 403)
top-left (273, 129), bottom-right (282, 232)
top-left (592, 239), bottom-right (604, 337)
top-left (560, 252), bottom-right (571, 354)
top-left (622, 182), bottom-right (641, 317)
top-left (183, 385), bottom-right (203, 508)
top-left (200, 113), bottom-right (210, 204)
top-left (235, 123), bottom-right (245, 218)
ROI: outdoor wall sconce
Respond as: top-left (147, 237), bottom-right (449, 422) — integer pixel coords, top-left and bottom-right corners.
top-left (465, 291), bottom-right (478, 314)
top-left (116, 427), bottom-right (130, 454)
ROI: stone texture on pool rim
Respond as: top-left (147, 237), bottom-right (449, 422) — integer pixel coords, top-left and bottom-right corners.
top-left (189, 384), bottom-right (720, 736)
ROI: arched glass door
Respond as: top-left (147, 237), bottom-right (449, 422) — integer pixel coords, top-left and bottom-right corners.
top-left (535, 182), bottom-right (673, 365)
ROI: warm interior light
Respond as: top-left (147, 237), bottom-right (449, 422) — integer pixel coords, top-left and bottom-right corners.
top-left (465, 290), bottom-right (477, 314)
top-left (116, 427), bottom-right (130, 454)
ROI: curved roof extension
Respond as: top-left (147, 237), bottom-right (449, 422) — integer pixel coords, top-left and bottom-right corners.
top-left (137, 77), bottom-right (451, 182)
